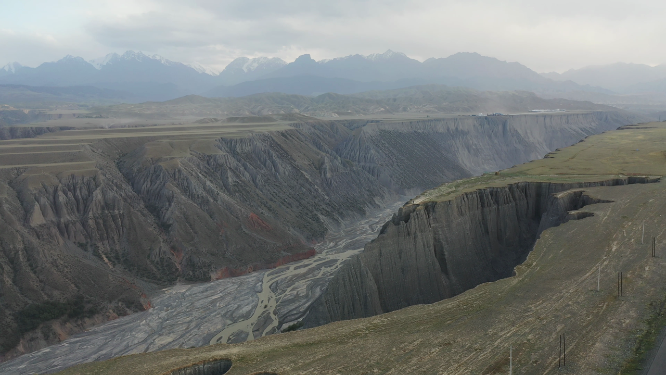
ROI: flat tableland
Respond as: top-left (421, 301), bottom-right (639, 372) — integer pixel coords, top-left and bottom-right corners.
top-left (0, 119), bottom-right (293, 173)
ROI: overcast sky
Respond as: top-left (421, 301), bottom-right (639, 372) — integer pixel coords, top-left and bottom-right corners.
top-left (2, 0), bottom-right (664, 73)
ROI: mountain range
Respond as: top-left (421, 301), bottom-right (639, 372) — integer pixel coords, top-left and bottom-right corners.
top-left (4, 50), bottom-right (666, 107)
top-left (0, 50), bottom-right (608, 103)
top-left (543, 62), bottom-right (666, 93)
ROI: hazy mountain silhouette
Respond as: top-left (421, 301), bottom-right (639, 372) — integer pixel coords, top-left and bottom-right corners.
top-left (0, 52), bottom-right (211, 101)
top-left (543, 63), bottom-right (666, 92)
top-left (0, 50), bottom-right (614, 102)
top-left (205, 51), bottom-right (603, 98)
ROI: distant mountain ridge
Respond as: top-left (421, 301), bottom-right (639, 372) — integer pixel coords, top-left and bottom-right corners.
top-left (96, 85), bottom-right (612, 119)
top-left (0, 50), bottom-right (610, 102)
top-left (542, 63), bottom-right (666, 93)
top-left (207, 51), bottom-right (610, 98)
top-left (0, 52), bottom-right (209, 101)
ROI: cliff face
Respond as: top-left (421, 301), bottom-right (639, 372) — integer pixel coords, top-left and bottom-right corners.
top-left (115, 122), bottom-right (389, 281)
top-left (0, 111), bottom-right (640, 356)
top-left (304, 177), bottom-right (657, 326)
top-left (335, 112), bottom-right (636, 192)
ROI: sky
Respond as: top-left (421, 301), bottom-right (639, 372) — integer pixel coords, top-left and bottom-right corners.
top-left (1, 0), bottom-right (665, 73)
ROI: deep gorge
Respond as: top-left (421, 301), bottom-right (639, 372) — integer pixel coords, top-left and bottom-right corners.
top-left (0, 110), bottom-right (642, 359)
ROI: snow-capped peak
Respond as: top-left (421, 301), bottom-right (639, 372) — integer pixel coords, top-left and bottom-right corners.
top-left (58, 55), bottom-right (87, 63)
top-left (89, 53), bottom-right (119, 70)
top-left (150, 53), bottom-right (177, 66)
top-left (120, 50), bottom-right (149, 61)
top-left (88, 51), bottom-right (180, 69)
top-left (186, 62), bottom-right (220, 75)
top-left (243, 57), bottom-right (267, 72)
top-left (223, 57), bottom-right (287, 73)
top-left (365, 50), bottom-right (407, 61)
top-left (242, 57), bottom-right (286, 72)
top-left (1, 62), bottom-right (23, 73)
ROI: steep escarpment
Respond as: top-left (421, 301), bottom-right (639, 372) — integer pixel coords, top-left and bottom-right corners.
top-left (0, 164), bottom-right (163, 359)
top-left (0, 111), bottom-right (640, 358)
top-left (304, 177), bottom-right (657, 326)
top-left (116, 122), bottom-right (388, 280)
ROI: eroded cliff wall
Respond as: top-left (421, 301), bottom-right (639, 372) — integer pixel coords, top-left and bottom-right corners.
top-left (304, 177), bottom-right (657, 326)
top-left (336, 112), bottom-right (636, 192)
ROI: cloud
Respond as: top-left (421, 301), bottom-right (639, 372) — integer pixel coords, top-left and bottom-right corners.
top-left (0, 29), bottom-right (73, 67)
top-left (3, 0), bottom-right (666, 72)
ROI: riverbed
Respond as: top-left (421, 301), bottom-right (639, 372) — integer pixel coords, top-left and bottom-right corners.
top-left (0, 197), bottom-right (408, 375)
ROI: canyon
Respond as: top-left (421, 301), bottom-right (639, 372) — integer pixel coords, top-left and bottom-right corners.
top-left (55, 120), bottom-right (666, 375)
top-left (0, 110), bottom-right (641, 372)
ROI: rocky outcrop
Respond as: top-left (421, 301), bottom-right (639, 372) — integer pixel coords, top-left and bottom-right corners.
top-left (304, 177), bottom-right (658, 326)
top-left (0, 111), bottom-right (641, 357)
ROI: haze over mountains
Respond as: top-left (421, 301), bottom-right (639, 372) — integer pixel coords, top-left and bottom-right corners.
top-left (0, 50), bottom-right (605, 104)
top-left (3, 50), bottom-right (666, 118)
top-left (544, 63), bottom-right (666, 93)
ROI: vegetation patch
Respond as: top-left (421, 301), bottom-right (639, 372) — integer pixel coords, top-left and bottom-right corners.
top-left (16, 296), bottom-right (96, 335)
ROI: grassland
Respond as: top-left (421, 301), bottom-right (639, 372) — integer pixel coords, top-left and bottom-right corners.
top-left (413, 122), bottom-right (666, 204)
top-left (53, 121), bottom-right (666, 375)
